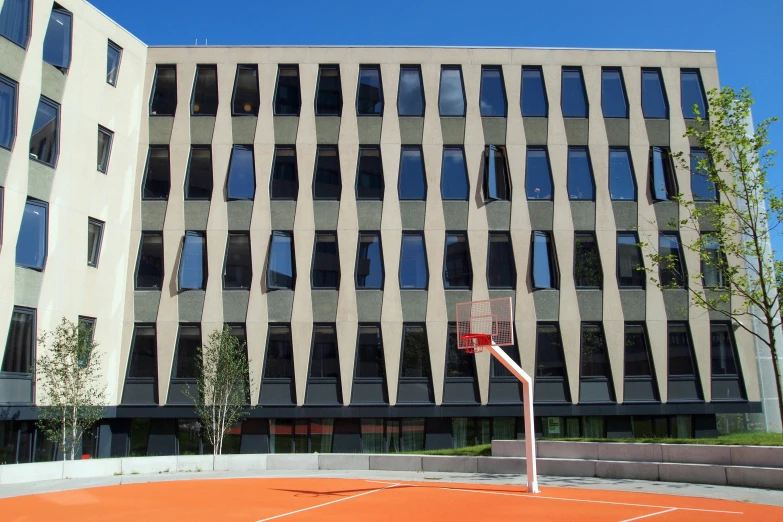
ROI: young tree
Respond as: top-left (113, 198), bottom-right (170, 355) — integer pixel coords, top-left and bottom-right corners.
top-left (36, 318), bottom-right (106, 460)
top-left (186, 326), bottom-right (250, 455)
top-left (640, 87), bottom-right (783, 428)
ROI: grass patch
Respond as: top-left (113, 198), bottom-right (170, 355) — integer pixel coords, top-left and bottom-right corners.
top-left (411, 444), bottom-right (492, 457)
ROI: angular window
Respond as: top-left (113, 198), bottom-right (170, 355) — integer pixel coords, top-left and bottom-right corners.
top-left (356, 147), bottom-right (384, 200)
top-left (312, 232), bottom-right (340, 289)
top-left (106, 40), bottom-right (122, 86)
top-left (226, 145), bottom-right (255, 200)
top-left (641, 68), bottom-right (668, 119)
top-left (492, 342), bottom-right (522, 378)
top-left (29, 97), bottom-right (59, 166)
top-left (711, 323), bottom-right (745, 400)
top-left (136, 232), bottom-right (163, 289)
top-left (1, 307), bottom-right (35, 374)
top-left (356, 325), bottom-right (385, 379)
top-left (650, 146), bottom-right (677, 201)
top-left (444, 233), bottom-right (471, 289)
top-left (609, 147), bottom-right (636, 200)
top-left (398, 146), bottom-right (426, 200)
top-left (690, 149), bottom-right (716, 201)
top-left (439, 66), bottom-right (465, 117)
top-left (223, 232), bottom-right (252, 289)
top-left (274, 65), bottom-right (301, 116)
top-left (191, 65), bottom-right (218, 116)
top-left (270, 147), bottom-right (298, 200)
top-left (561, 67), bottom-right (588, 118)
top-left (701, 235), bottom-right (726, 288)
top-left (535, 324), bottom-right (565, 378)
top-left (356, 232), bottom-right (383, 289)
top-left (174, 325), bottom-right (200, 379)
top-left (97, 126), bottom-right (113, 173)
top-left (526, 147), bottom-right (553, 200)
top-left (580, 323), bottom-right (611, 379)
top-left (87, 218), bottom-right (104, 268)
top-left (668, 323), bottom-right (698, 377)
top-left (681, 69), bottom-right (707, 119)
top-left (310, 325), bottom-right (340, 379)
top-left (574, 233), bottom-right (602, 288)
top-left (399, 233), bottom-right (428, 289)
top-left (232, 65), bottom-right (259, 116)
top-left (601, 68), bottom-right (628, 118)
top-left (441, 146), bottom-right (469, 200)
top-left (521, 66), bottom-right (548, 117)
top-left (149, 65), bottom-right (177, 116)
top-left (315, 65), bottom-right (342, 116)
top-left (128, 325), bottom-right (157, 378)
top-left (265, 325), bottom-right (294, 379)
top-left (480, 66), bottom-right (507, 117)
top-left (77, 316), bottom-right (96, 359)
top-left (531, 231), bottom-right (558, 289)
top-left (142, 146), bottom-right (170, 200)
top-left (42, 4), bottom-right (72, 71)
top-left (185, 146), bottom-right (213, 200)
top-left (0, 75), bottom-right (17, 150)
top-left (625, 324), bottom-right (654, 377)
top-left (567, 147), bottom-right (594, 200)
top-left (0, 0), bottom-right (32, 48)
top-left (401, 324), bottom-right (431, 378)
top-left (313, 146), bottom-right (341, 200)
top-left (483, 145), bottom-right (510, 201)
top-left (267, 231), bottom-right (295, 290)
top-left (357, 65), bottom-right (383, 115)
top-left (16, 199), bottom-right (47, 270)
top-left (617, 233), bottom-right (644, 288)
top-left (659, 233), bottom-right (686, 287)
top-left (397, 65), bottom-right (424, 117)
top-left (446, 323), bottom-right (475, 378)
top-left (178, 232), bottom-right (207, 290)
top-left (487, 233), bottom-right (516, 289)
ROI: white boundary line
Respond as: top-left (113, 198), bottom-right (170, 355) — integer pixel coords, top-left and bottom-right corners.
top-left (254, 483), bottom-right (399, 521)
top-left (619, 507), bottom-right (679, 522)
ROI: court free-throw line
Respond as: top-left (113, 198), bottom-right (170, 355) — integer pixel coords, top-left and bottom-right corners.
top-left (254, 484), bottom-right (399, 522)
top-left (619, 507), bottom-right (679, 522)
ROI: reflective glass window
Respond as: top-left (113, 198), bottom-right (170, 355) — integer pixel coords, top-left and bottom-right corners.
top-left (399, 233), bottom-right (427, 289)
top-left (439, 67), bottom-right (465, 116)
top-left (356, 233), bottom-right (383, 289)
top-left (397, 66), bottom-right (424, 116)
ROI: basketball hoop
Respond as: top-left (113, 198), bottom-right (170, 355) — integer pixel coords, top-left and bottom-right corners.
top-left (459, 333), bottom-right (492, 354)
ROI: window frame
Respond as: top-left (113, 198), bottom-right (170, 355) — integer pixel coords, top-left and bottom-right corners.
top-left (273, 64), bottom-right (301, 116)
top-left (649, 146), bottom-right (678, 201)
top-left (87, 217), bottom-right (104, 268)
top-left (486, 231), bottom-right (516, 290)
top-left (178, 231), bottom-right (208, 291)
top-left (397, 64), bottom-right (425, 117)
top-left (525, 146), bottom-right (554, 200)
top-left (534, 322), bottom-right (567, 381)
top-left (479, 65), bottom-right (508, 118)
top-left (483, 144), bottom-right (511, 202)
top-left (355, 231), bottom-right (385, 290)
top-left (353, 323), bottom-right (386, 380)
top-left (16, 198), bottom-right (48, 270)
top-left (126, 324), bottom-right (158, 379)
top-left (658, 232), bottom-right (687, 288)
top-left (1, 306), bottom-right (36, 375)
top-left (315, 64), bottom-right (343, 116)
top-left (667, 322), bottom-right (703, 401)
top-left (231, 64), bottom-right (260, 116)
top-left (311, 231), bottom-right (341, 290)
top-left (600, 67), bottom-right (629, 119)
top-left (266, 230), bottom-right (296, 291)
top-left (438, 65), bottom-right (466, 117)
top-left (0, 74), bottom-right (18, 151)
top-left (134, 231), bottom-right (164, 290)
top-left (29, 96), bottom-right (60, 167)
top-left (567, 146), bottom-right (595, 201)
top-left (141, 145), bottom-right (171, 201)
top-left (190, 64), bottom-right (219, 117)
top-left (641, 68), bottom-right (669, 119)
top-left (530, 230), bottom-right (559, 290)
top-left (623, 322), bottom-right (656, 380)
top-left (263, 324), bottom-right (295, 380)
top-left (399, 323), bottom-right (432, 380)
top-left (399, 231), bottom-right (429, 290)
top-left (356, 64), bottom-right (384, 116)
top-left (222, 231), bottom-right (252, 290)
top-left (149, 64), bottom-right (177, 116)
top-left (0, 0), bottom-right (32, 49)
top-left (608, 147), bottom-right (637, 201)
top-left (573, 232), bottom-right (602, 289)
top-left (443, 231), bottom-right (472, 290)
top-left (579, 322), bottom-right (614, 400)
top-left (701, 234), bottom-right (727, 289)
top-left (355, 146), bottom-right (384, 201)
top-left (680, 68), bottom-right (708, 120)
top-left (312, 145), bottom-right (342, 201)
top-left (398, 145), bottom-right (427, 201)
top-left (270, 145), bottom-right (299, 201)
top-left (184, 145), bottom-right (213, 201)
top-left (42, 4), bottom-right (73, 72)
top-left (226, 144), bottom-right (255, 201)
top-left (560, 66), bottom-right (588, 118)
top-left (709, 322), bottom-right (745, 398)
top-left (173, 323), bottom-right (201, 380)
top-left (445, 322), bottom-right (477, 379)
top-left (690, 148), bottom-right (717, 202)
top-left (440, 146), bottom-right (469, 201)
top-left (106, 40), bottom-right (122, 87)
top-left (96, 125), bottom-right (114, 174)
top-left (308, 323), bottom-right (341, 380)
top-left (520, 66), bottom-right (548, 117)
top-left (616, 232), bottom-right (645, 289)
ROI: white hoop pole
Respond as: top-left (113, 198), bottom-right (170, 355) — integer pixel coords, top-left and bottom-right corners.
top-left (487, 343), bottom-right (539, 494)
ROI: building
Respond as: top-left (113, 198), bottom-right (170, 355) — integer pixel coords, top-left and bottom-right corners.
top-left (0, 0), bottom-right (768, 462)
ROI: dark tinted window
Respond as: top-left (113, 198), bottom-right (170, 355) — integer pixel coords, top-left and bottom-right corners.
top-left (143, 146), bottom-right (170, 199)
top-left (492, 342), bottom-right (521, 378)
top-left (401, 325), bottom-right (431, 378)
top-left (316, 65), bottom-right (342, 116)
top-left (561, 67), bottom-right (587, 118)
top-left (617, 233), bottom-right (644, 288)
top-left (0, 0), bottom-right (31, 48)
top-left (274, 66), bottom-right (301, 115)
top-left (356, 325), bottom-right (385, 379)
top-left (446, 324), bottom-right (475, 378)
top-left (226, 145), bottom-right (255, 200)
top-left (128, 325), bottom-right (157, 378)
top-left (668, 323), bottom-right (696, 376)
top-left (150, 66), bottom-right (177, 116)
top-left (267, 231), bottom-right (295, 290)
top-left (0, 76), bottom-right (16, 149)
top-left (521, 67), bottom-right (547, 117)
top-left (398, 146), bottom-right (426, 200)
top-left (106, 40), bottom-right (122, 86)
top-left (526, 147), bottom-right (553, 200)
top-left (310, 325), bottom-right (339, 378)
top-left (659, 233), bottom-right (685, 287)
top-left (179, 231), bottom-right (207, 290)
top-left (29, 97), bottom-right (59, 166)
top-left (399, 233), bottom-right (427, 289)
top-left (484, 145), bottom-right (510, 201)
top-left (480, 66), bottom-right (506, 117)
top-left (87, 218), bottom-right (104, 267)
top-left (16, 199), bottom-right (47, 270)
top-left (398, 66), bottom-right (424, 116)
top-left (681, 69), bottom-right (707, 119)
top-left (265, 326), bottom-right (294, 379)
top-left (271, 147), bottom-right (298, 200)
top-left (356, 232), bottom-right (383, 289)
top-left (136, 232), bottom-right (163, 288)
top-left (625, 324), bottom-right (653, 377)
top-left (444, 233), bottom-right (471, 289)
top-left (581, 323), bottom-right (611, 378)
top-left (567, 147), bottom-right (594, 200)
top-left (232, 65), bottom-right (259, 115)
top-left (702, 235), bottom-right (726, 288)
top-left (312, 233), bottom-right (340, 289)
top-left (313, 146), bottom-right (341, 200)
top-left (711, 323), bottom-right (739, 376)
top-left (175, 325), bottom-right (200, 379)
top-left (532, 231), bottom-right (557, 289)
top-left (42, 5), bottom-right (72, 70)
top-left (191, 65), bottom-right (218, 115)
top-left (185, 147), bottom-right (213, 199)
top-left (441, 147), bottom-right (469, 200)
top-left (536, 324), bottom-right (565, 378)
top-left (223, 232), bottom-right (252, 289)
top-left (601, 68), bottom-right (627, 118)
top-left (574, 233), bottom-right (602, 288)
top-left (487, 233), bottom-right (515, 289)
top-left (1, 307), bottom-right (35, 373)
top-left (439, 67), bottom-right (465, 116)
top-left (97, 126), bottom-right (113, 173)
top-left (650, 146), bottom-right (677, 201)
top-left (641, 69), bottom-right (668, 119)
top-left (357, 65), bottom-right (383, 115)
top-left (690, 149), bottom-right (716, 201)
top-left (356, 147), bottom-right (384, 199)
top-left (609, 148), bottom-right (636, 200)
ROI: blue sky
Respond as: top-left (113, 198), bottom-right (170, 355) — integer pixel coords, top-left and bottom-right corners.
top-left (92, 0), bottom-right (783, 256)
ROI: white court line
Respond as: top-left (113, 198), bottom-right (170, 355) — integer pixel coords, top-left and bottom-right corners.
top-left (254, 483), bottom-right (399, 522)
top-left (365, 480), bottom-right (414, 486)
top-left (619, 507), bottom-right (679, 522)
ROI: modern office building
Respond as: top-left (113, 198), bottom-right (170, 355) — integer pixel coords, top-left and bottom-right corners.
top-left (0, 0), bottom-right (771, 461)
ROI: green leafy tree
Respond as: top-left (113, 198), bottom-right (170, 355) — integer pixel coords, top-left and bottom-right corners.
top-left (640, 87), bottom-right (783, 428)
top-left (36, 318), bottom-right (106, 460)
